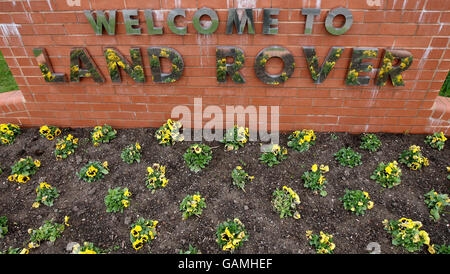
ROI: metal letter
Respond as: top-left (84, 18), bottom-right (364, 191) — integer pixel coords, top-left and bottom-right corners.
top-left (123, 9), bottom-right (141, 35)
top-left (104, 47), bottom-right (145, 83)
top-left (302, 8), bottom-right (320, 35)
top-left (33, 48), bottom-right (66, 83)
top-left (226, 8), bottom-right (255, 35)
top-left (193, 8), bottom-right (219, 35)
top-left (147, 47), bottom-right (184, 83)
top-left (263, 8), bottom-right (279, 35)
top-left (346, 48), bottom-right (378, 86)
top-left (254, 46), bottom-right (295, 85)
top-left (167, 9), bottom-right (187, 35)
top-left (144, 9), bottom-right (163, 35)
top-left (70, 47), bottom-right (105, 83)
top-left (304, 46), bottom-right (344, 84)
top-left (216, 46), bottom-right (245, 84)
top-left (84, 10), bottom-right (116, 35)
top-left (325, 7), bottom-right (353, 35)
top-left (376, 49), bottom-right (413, 87)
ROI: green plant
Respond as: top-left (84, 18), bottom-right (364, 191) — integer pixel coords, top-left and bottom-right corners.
top-left (104, 187), bottom-right (132, 213)
top-left (424, 190), bottom-right (450, 221)
top-left (259, 144), bottom-right (288, 167)
top-left (130, 218), bottom-right (158, 251)
top-left (301, 164), bottom-right (329, 196)
top-left (77, 161), bottom-right (109, 182)
top-left (179, 245), bottom-right (200, 254)
top-left (0, 123), bottom-right (20, 145)
top-left (360, 133), bottom-right (382, 152)
top-left (272, 186), bottom-right (301, 219)
top-left (340, 189), bottom-right (374, 216)
top-left (121, 142), bottom-right (142, 164)
top-left (431, 244), bottom-right (450, 254)
top-left (71, 242), bottom-right (107, 254)
top-left (398, 145), bottom-right (429, 170)
top-left (216, 218), bottom-right (249, 253)
top-left (221, 125), bottom-right (249, 151)
top-left (29, 220), bottom-right (65, 245)
top-left (370, 161), bottom-right (402, 188)
top-left (55, 134), bottom-right (79, 160)
top-left (90, 124), bottom-right (117, 146)
top-left (231, 166), bottom-right (254, 191)
top-left (382, 218), bottom-right (431, 253)
top-left (287, 129), bottom-right (316, 152)
top-left (330, 133), bottom-right (339, 140)
top-left (424, 132), bottom-right (447, 151)
top-left (183, 144), bottom-right (213, 173)
top-left (439, 70), bottom-right (449, 97)
top-left (0, 216), bottom-right (7, 238)
top-left (33, 182), bottom-right (59, 208)
top-left (305, 230), bottom-right (336, 254)
top-left (180, 193), bottom-right (207, 220)
top-left (9, 156), bottom-right (40, 183)
top-left (145, 163), bottom-right (168, 193)
top-left (39, 125), bottom-right (61, 140)
top-left (0, 51), bottom-right (18, 93)
top-left (334, 147), bottom-right (362, 168)
top-left (0, 247), bottom-right (24, 254)
top-left (155, 119), bottom-right (184, 146)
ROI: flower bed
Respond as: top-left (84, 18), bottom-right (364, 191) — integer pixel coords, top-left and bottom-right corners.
top-left (0, 127), bottom-right (448, 254)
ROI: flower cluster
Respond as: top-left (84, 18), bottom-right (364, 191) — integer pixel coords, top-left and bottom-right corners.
top-left (77, 161), bottom-right (109, 182)
top-left (130, 218), bottom-right (158, 251)
top-left (155, 119), bottom-right (184, 146)
top-left (272, 186), bottom-right (301, 219)
top-left (259, 144), bottom-right (288, 167)
top-left (370, 161), bottom-right (402, 188)
top-left (287, 129), bottom-right (316, 152)
top-left (334, 147), bottom-right (362, 168)
top-left (231, 165), bottom-right (254, 191)
top-left (104, 187), bottom-right (132, 213)
top-left (121, 142), bottom-right (142, 164)
top-left (424, 132), bottom-right (446, 151)
top-left (306, 230), bottom-right (336, 254)
top-left (145, 163), bottom-right (168, 192)
top-left (9, 156), bottom-right (40, 183)
top-left (340, 189), bottom-right (374, 216)
top-left (424, 190), bottom-right (449, 221)
top-left (33, 182), bottom-right (59, 208)
top-left (28, 220), bottom-right (65, 247)
top-left (0, 216), bottom-right (7, 238)
top-left (216, 218), bottom-right (249, 253)
top-left (180, 193), bottom-right (207, 220)
top-left (398, 145), bottom-right (429, 170)
top-left (221, 125), bottom-right (249, 151)
top-left (383, 218), bottom-right (432, 253)
top-left (39, 125), bottom-right (61, 140)
top-left (71, 242), bottom-right (106, 254)
top-left (0, 123), bottom-right (20, 145)
top-left (301, 164), bottom-right (329, 196)
top-left (90, 124), bottom-right (117, 146)
top-left (183, 144), bottom-right (213, 173)
top-left (55, 134), bottom-right (79, 160)
top-left (360, 133), bottom-right (382, 152)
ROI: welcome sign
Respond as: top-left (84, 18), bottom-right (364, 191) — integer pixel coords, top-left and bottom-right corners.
top-left (33, 7), bottom-right (413, 88)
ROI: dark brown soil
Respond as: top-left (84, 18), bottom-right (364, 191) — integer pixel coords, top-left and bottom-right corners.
top-left (0, 128), bottom-right (448, 254)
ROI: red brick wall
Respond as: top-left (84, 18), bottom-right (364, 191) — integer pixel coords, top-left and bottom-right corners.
top-left (0, 0), bottom-right (449, 133)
